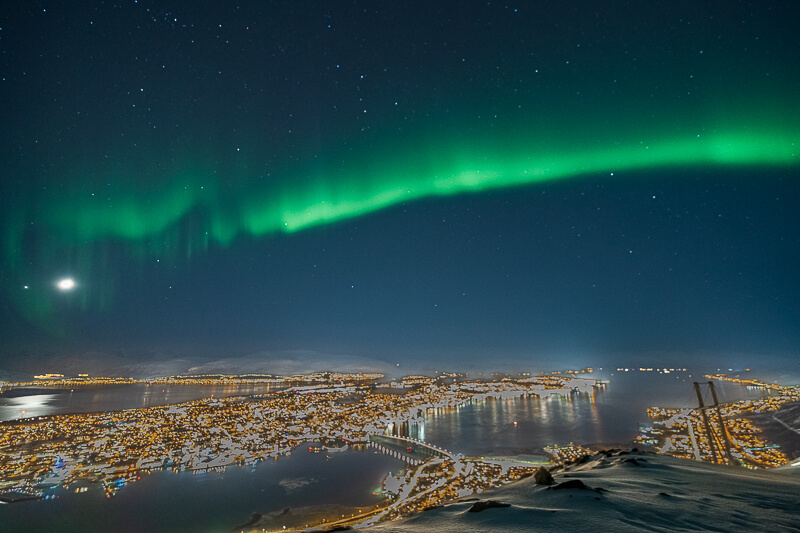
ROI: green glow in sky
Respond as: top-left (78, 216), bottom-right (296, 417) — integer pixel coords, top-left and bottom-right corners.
top-left (279, 132), bottom-right (797, 233)
top-left (5, 0), bottom-right (800, 360)
top-left (43, 129), bottom-right (799, 242)
top-left (3, 124), bottom-right (797, 332)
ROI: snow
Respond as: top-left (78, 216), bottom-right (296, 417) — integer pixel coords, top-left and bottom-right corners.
top-left (369, 450), bottom-right (800, 532)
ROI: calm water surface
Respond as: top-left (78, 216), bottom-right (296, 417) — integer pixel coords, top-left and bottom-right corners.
top-left (0, 371), bottom-right (789, 531)
top-left (0, 383), bottom-right (287, 422)
top-left (411, 371), bottom-right (776, 456)
top-left (1, 446), bottom-right (404, 533)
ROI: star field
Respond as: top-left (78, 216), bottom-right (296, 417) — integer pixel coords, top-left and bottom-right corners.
top-left (0, 1), bottom-right (798, 372)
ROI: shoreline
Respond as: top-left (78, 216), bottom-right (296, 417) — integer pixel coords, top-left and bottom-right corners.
top-left (236, 503), bottom-right (388, 532)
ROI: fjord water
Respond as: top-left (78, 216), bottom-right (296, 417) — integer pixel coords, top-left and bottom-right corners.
top-left (0, 371), bottom-right (787, 532)
top-left (0, 383), bottom-right (288, 422)
top-left (2, 446), bottom-right (404, 533)
top-left (1, 371), bottom-right (772, 424)
top-left (412, 371), bottom-right (777, 456)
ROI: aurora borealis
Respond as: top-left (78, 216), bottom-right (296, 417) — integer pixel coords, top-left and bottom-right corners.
top-left (41, 128), bottom-right (800, 240)
top-left (1, 1), bottom-right (798, 374)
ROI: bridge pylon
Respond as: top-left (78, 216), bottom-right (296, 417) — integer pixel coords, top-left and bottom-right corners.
top-left (693, 381), bottom-right (736, 465)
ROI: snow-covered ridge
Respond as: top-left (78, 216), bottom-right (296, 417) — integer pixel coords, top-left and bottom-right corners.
top-left (368, 449), bottom-right (800, 532)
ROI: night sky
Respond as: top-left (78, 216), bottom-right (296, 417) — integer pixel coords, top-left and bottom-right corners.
top-left (1, 2), bottom-right (798, 376)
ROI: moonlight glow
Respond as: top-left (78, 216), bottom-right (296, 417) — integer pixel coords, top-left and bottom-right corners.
top-left (57, 278), bottom-right (76, 291)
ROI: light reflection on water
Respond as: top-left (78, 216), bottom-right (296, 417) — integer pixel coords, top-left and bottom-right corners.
top-left (405, 374), bottom-right (776, 456)
top-left (0, 372), bottom-right (786, 532)
top-left (0, 446), bottom-right (405, 533)
top-left (0, 383), bottom-right (288, 422)
top-left (0, 394), bottom-right (61, 420)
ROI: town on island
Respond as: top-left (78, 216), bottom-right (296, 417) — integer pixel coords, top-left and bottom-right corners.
top-left (1, 369), bottom-right (798, 530)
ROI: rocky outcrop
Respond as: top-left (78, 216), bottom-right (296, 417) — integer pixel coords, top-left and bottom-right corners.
top-left (467, 500), bottom-right (511, 512)
top-left (534, 466), bottom-right (555, 485)
top-left (551, 479), bottom-right (588, 490)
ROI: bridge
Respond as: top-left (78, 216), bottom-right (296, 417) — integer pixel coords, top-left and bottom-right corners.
top-left (368, 434), bottom-right (456, 465)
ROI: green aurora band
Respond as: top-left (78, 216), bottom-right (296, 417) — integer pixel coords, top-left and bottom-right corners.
top-left (45, 130), bottom-right (800, 241)
top-left (3, 127), bottom-right (799, 332)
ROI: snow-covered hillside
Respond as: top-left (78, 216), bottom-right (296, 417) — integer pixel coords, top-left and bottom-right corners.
top-left (369, 450), bottom-right (800, 532)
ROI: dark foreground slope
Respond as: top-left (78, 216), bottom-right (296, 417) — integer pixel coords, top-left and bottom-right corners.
top-left (372, 450), bottom-right (800, 532)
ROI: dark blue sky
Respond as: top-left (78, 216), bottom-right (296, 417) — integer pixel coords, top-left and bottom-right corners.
top-left (1, 1), bottom-right (798, 376)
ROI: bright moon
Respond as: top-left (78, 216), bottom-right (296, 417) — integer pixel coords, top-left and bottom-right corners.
top-left (57, 278), bottom-right (75, 290)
